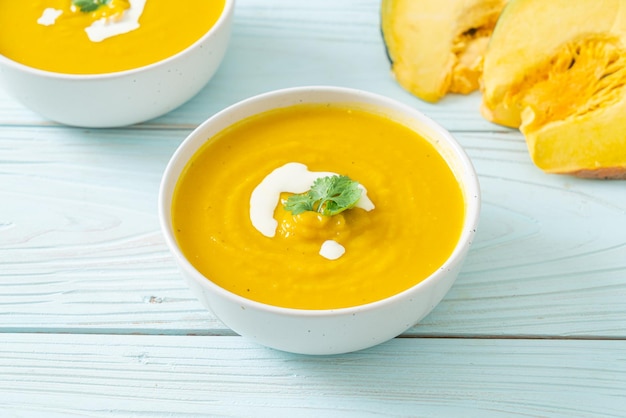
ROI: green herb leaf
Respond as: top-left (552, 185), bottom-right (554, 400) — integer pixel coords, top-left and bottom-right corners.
top-left (72, 0), bottom-right (111, 13)
top-left (284, 175), bottom-right (362, 216)
top-left (283, 193), bottom-right (316, 215)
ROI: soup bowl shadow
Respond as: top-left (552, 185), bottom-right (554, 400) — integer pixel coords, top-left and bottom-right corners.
top-left (0, 0), bottom-right (234, 128)
top-left (158, 86), bottom-right (481, 355)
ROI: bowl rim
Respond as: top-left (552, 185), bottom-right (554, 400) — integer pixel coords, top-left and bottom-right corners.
top-left (0, 0), bottom-right (235, 80)
top-left (158, 85), bottom-right (481, 317)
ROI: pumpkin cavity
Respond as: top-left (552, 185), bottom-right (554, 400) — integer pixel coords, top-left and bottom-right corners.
top-left (449, 14), bottom-right (501, 94)
top-left (507, 37), bottom-right (626, 135)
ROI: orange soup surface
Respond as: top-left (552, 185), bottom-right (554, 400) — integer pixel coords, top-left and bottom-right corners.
top-left (0, 0), bottom-right (225, 74)
top-left (172, 104), bottom-right (465, 309)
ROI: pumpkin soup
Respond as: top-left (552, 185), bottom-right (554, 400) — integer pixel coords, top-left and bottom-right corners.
top-left (172, 104), bottom-right (465, 310)
top-left (0, 0), bottom-right (225, 74)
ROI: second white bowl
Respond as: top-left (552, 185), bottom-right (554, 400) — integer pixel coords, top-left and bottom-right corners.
top-left (0, 0), bottom-right (234, 128)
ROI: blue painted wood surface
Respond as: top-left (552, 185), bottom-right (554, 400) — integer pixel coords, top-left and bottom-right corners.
top-left (1, 0), bottom-right (625, 415)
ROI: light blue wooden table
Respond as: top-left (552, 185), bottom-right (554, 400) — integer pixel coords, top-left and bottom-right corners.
top-left (2, 1), bottom-right (626, 416)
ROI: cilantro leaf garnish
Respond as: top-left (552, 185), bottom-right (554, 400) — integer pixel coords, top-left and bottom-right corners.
top-left (284, 175), bottom-right (363, 216)
top-left (72, 0), bottom-right (111, 13)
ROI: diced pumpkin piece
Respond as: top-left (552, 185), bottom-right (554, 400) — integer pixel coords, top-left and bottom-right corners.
top-left (381, 0), bottom-right (508, 102)
top-left (481, 0), bottom-right (626, 178)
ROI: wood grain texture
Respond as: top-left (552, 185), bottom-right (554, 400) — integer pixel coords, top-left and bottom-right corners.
top-left (1, 0), bottom-right (626, 414)
top-left (1, 334), bottom-right (625, 417)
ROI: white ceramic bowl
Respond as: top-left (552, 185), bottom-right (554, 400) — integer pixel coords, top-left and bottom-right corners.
top-left (0, 0), bottom-right (234, 128)
top-left (159, 86), bottom-right (481, 355)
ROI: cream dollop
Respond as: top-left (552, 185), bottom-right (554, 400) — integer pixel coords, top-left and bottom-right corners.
top-left (37, 8), bottom-right (63, 26)
top-left (319, 240), bottom-right (346, 260)
top-left (85, 0), bottom-right (147, 42)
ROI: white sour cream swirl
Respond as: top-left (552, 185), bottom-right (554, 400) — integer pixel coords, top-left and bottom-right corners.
top-left (249, 162), bottom-right (375, 260)
top-left (85, 0), bottom-right (147, 42)
top-left (37, 1), bottom-right (147, 43)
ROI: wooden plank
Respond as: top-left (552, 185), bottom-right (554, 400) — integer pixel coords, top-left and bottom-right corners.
top-left (0, 127), bottom-right (225, 332)
top-left (412, 132), bottom-right (626, 337)
top-left (0, 0), bottom-right (500, 132)
top-left (0, 334), bottom-right (625, 417)
top-left (1, 0), bottom-right (623, 413)
top-left (1, 127), bottom-right (625, 337)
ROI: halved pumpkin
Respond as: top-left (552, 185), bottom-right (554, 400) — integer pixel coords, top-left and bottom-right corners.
top-left (381, 0), bottom-right (508, 102)
top-left (481, 0), bottom-right (626, 178)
